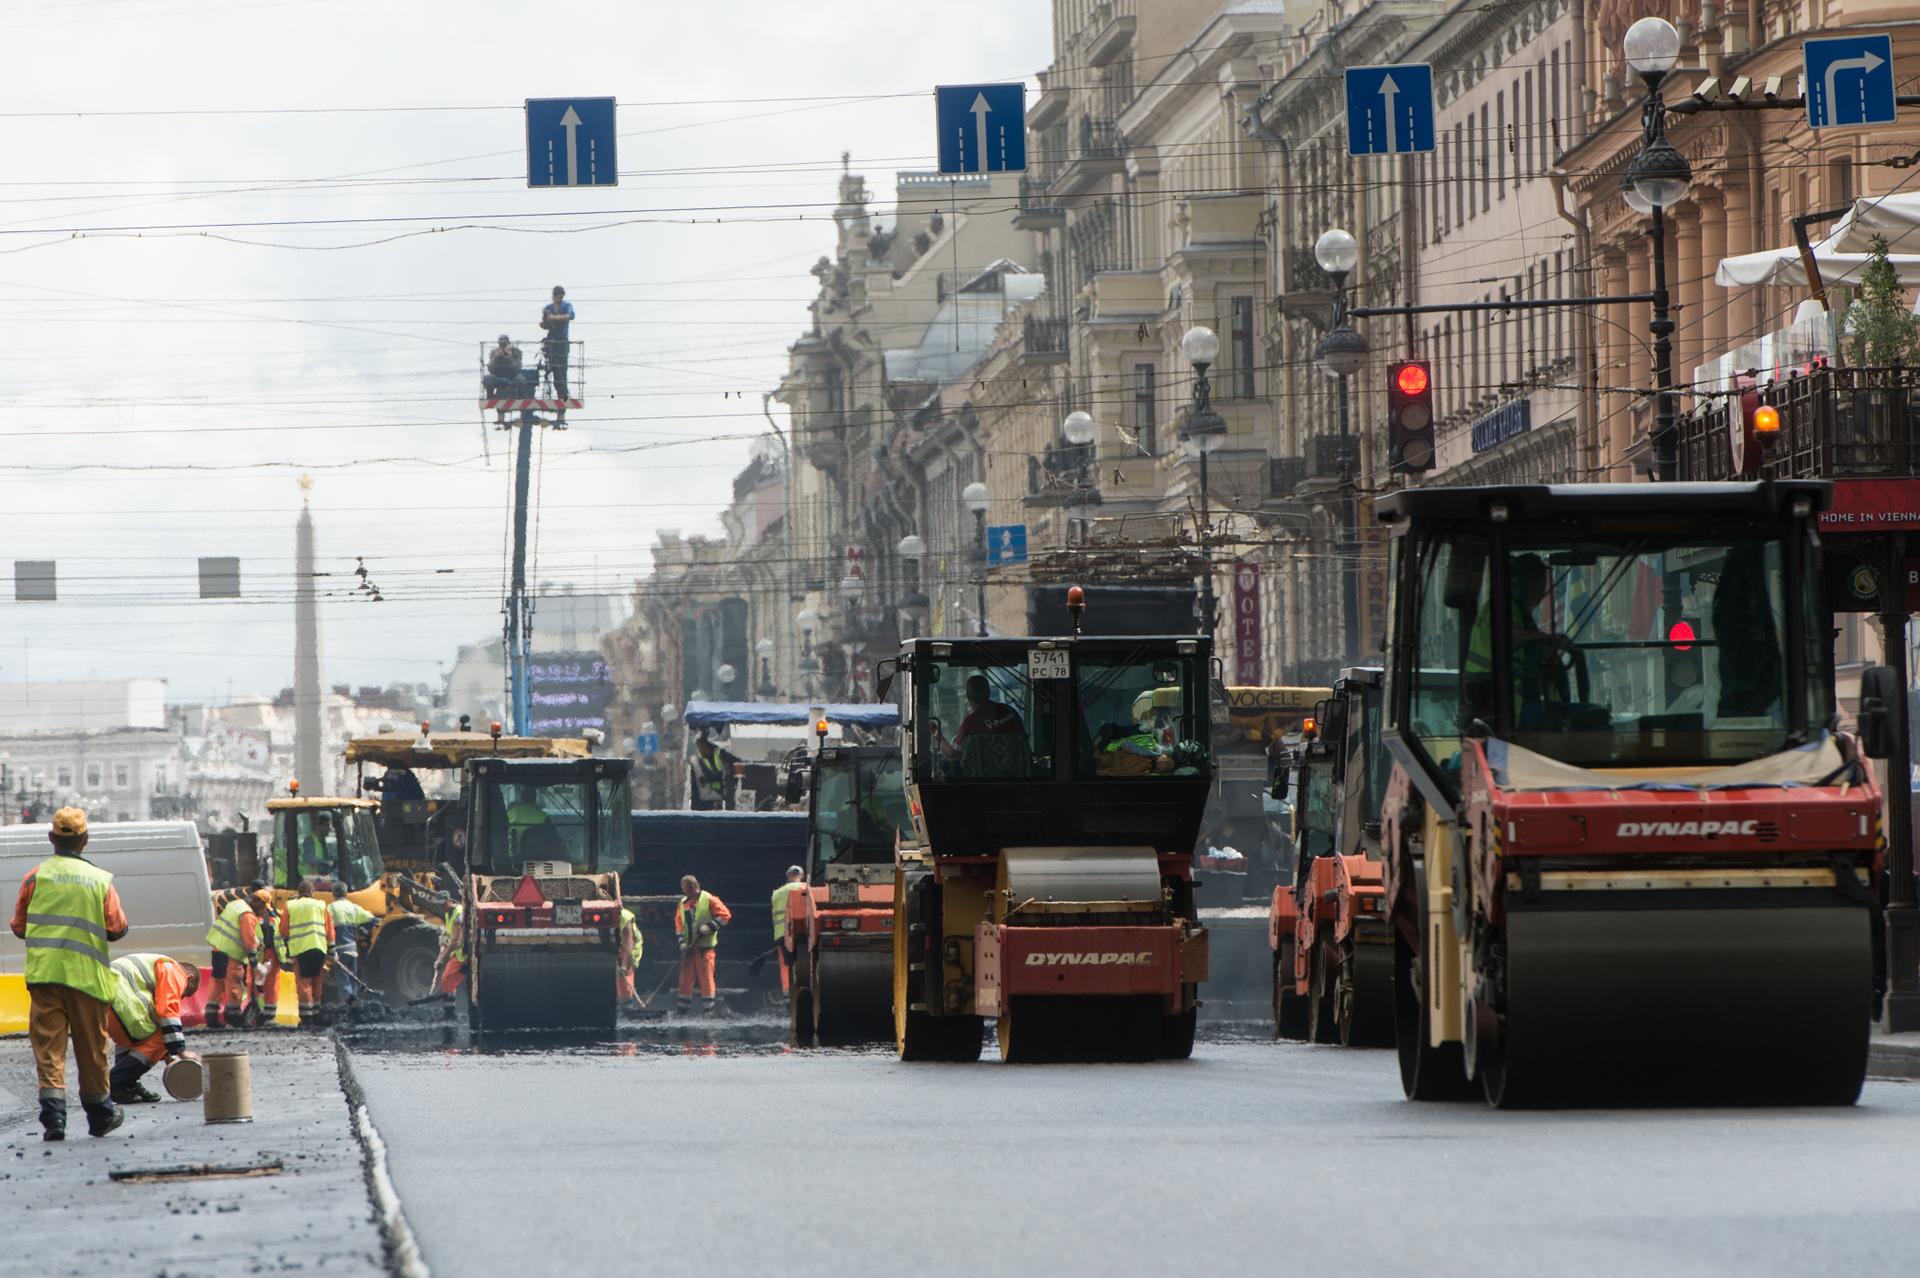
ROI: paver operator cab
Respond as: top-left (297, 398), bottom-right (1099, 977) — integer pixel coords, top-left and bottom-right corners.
top-left (1379, 481), bottom-right (1883, 1107)
top-left (785, 742), bottom-right (915, 1046)
top-left (890, 598), bottom-right (1214, 1063)
top-left (457, 755), bottom-right (634, 1034)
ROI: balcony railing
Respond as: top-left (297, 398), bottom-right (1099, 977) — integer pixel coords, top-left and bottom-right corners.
top-left (1677, 365), bottom-right (1920, 482)
top-left (1013, 175), bottom-right (1064, 229)
top-left (1022, 315), bottom-right (1069, 365)
top-left (1076, 117), bottom-right (1125, 163)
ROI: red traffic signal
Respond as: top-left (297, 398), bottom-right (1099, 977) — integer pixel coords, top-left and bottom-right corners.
top-left (1387, 359), bottom-right (1435, 473)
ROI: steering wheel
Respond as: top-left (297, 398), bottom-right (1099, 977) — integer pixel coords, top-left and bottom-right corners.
top-left (1541, 639), bottom-right (1591, 704)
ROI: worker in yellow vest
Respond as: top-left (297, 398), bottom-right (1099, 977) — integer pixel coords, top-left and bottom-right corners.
top-left (107, 952), bottom-right (198, 1104)
top-left (329, 895), bottom-right (378, 1007)
top-left (284, 881), bottom-right (335, 1024)
top-left (673, 875), bottom-right (732, 1014)
top-left (8, 808), bottom-right (129, 1141)
top-left (616, 906), bottom-right (642, 1003)
top-left (434, 904), bottom-right (466, 997)
top-left (771, 865), bottom-right (809, 994)
top-left (205, 888), bottom-right (269, 1029)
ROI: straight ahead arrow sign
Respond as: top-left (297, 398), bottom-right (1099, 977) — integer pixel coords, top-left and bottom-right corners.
top-left (1378, 73), bottom-right (1400, 151)
top-left (970, 93), bottom-right (992, 173)
top-left (559, 106), bottom-right (582, 186)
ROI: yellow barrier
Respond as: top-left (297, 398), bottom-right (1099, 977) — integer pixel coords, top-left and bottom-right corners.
top-left (1, 974), bottom-right (25, 1035)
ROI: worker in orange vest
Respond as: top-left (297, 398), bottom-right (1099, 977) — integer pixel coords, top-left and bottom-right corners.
top-left (107, 952), bottom-right (198, 1104)
top-left (673, 875), bottom-right (732, 1014)
top-left (205, 887), bottom-right (271, 1028)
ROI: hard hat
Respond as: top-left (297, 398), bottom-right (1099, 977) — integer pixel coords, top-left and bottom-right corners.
top-left (786, 865), bottom-right (804, 878)
top-left (50, 807), bottom-right (88, 837)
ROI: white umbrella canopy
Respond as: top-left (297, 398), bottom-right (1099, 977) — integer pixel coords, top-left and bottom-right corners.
top-left (1714, 243), bottom-right (1920, 289)
top-left (1827, 191), bottom-right (1920, 254)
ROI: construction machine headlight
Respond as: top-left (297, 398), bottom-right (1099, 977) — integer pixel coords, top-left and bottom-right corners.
top-left (839, 917), bottom-right (862, 931)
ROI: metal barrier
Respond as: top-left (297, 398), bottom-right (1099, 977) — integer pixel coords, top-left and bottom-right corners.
top-left (479, 339), bottom-right (583, 414)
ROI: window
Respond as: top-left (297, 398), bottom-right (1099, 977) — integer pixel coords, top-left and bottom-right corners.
top-left (1454, 125), bottom-right (1466, 225)
top-left (1403, 532), bottom-right (1488, 789)
top-left (481, 775), bottom-right (630, 872)
top-left (1480, 104), bottom-right (1491, 212)
top-left (114, 764), bottom-right (130, 789)
top-left (154, 766), bottom-right (167, 788)
top-left (84, 764), bottom-right (101, 789)
top-left (1230, 295), bottom-right (1256, 398)
top-left (812, 753), bottom-right (913, 867)
top-left (1496, 92), bottom-right (1506, 196)
top-left (57, 767), bottom-right (72, 788)
top-left (1132, 362), bottom-right (1157, 455)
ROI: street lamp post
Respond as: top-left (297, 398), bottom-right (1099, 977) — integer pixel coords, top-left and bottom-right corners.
top-left (1061, 410), bottom-right (1103, 540)
top-left (896, 534), bottom-right (929, 638)
top-left (1622, 16), bottom-right (1690, 483)
top-left (962, 481), bottom-right (989, 636)
top-left (1179, 327), bottom-right (1228, 637)
top-left (754, 637), bottom-right (776, 700)
top-left (795, 607), bottom-right (819, 701)
top-left (1314, 228), bottom-right (1368, 664)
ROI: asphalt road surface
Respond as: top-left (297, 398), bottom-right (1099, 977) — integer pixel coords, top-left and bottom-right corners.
top-left (345, 1022), bottom-right (1920, 1278)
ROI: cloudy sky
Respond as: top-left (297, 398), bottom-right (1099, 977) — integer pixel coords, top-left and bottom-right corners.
top-left (0, 0), bottom-right (1051, 707)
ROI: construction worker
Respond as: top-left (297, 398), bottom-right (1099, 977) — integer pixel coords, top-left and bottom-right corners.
top-left (689, 733), bottom-right (737, 810)
top-left (673, 874), bottom-right (732, 1014)
top-left (329, 893), bottom-right (378, 1006)
top-left (284, 881), bottom-right (335, 1024)
top-left (616, 906), bottom-right (642, 1003)
top-left (504, 785), bottom-right (551, 860)
top-left (771, 865), bottom-right (808, 994)
top-left (205, 886), bottom-right (268, 1028)
top-left (435, 903), bottom-right (466, 997)
top-left (259, 894), bottom-right (291, 1026)
top-left (106, 953), bottom-right (198, 1104)
top-left (9, 807), bottom-right (128, 1141)
top-left (302, 813), bottom-right (337, 879)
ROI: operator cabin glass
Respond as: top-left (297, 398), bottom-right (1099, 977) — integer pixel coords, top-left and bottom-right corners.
top-left (914, 644), bottom-right (1209, 781)
top-left (1297, 757), bottom-right (1337, 859)
top-left (815, 753), bottom-right (913, 863)
top-left (276, 809), bottom-right (379, 890)
top-left (1406, 529), bottom-right (1823, 770)
top-left (481, 775), bottom-right (633, 872)
top-left (339, 810), bottom-right (383, 890)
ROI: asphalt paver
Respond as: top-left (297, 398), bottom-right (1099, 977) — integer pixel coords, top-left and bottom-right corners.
top-left (0, 1029), bottom-right (385, 1278)
top-left (346, 1026), bottom-right (1920, 1278)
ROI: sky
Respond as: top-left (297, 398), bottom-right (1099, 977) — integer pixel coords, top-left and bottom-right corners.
top-left (0, 0), bottom-right (1053, 707)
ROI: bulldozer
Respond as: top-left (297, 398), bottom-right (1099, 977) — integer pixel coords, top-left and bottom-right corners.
top-left (887, 595), bottom-right (1213, 1063)
top-left (262, 792), bottom-right (454, 1008)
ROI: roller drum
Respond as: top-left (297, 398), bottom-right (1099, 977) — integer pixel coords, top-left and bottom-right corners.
top-left (813, 951), bottom-right (892, 1046)
top-left (475, 948), bottom-right (617, 1035)
top-left (1491, 904), bottom-right (1871, 1107)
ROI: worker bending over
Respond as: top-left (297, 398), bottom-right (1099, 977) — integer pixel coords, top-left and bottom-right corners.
top-left (284, 881), bottom-right (335, 1024)
top-left (106, 953), bottom-right (198, 1104)
top-left (771, 865), bottom-right (808, 994)
top-left (205, 886), bottom-right (271, 1028)
top-left (10, 807), bottom-right (128, 1141)
top-left (674, 875), bottom-right (732, 1014)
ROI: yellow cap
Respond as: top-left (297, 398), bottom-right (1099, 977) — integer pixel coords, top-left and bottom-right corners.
top-left (50, 807), bottom-right (88, 837)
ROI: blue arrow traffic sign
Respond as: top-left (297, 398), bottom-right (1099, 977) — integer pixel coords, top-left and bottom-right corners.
top-left (1345, 64), bottom-right (1436, 156)
top-left (1804, 34), bottom-right (1897, 130)
top-left (634, 732), bottom-right (660, 756)
top-left (526, 97), bottom-right (617, 188)
top-left (936, 83), bottom-right (1026, 175)
top-left (985, 524), bottom-right (1028, 567)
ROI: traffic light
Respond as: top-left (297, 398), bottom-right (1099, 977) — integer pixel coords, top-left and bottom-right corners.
top-left (1387, 359), bottom-right (1436, 473)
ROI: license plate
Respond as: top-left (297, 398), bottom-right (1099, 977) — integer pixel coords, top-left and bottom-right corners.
top-left (1028, 648), bottom-right (1070, 680)
top-left (829, 879), bottom-right (860, 905)
top-left (554, 900), bottom-right (582, 926)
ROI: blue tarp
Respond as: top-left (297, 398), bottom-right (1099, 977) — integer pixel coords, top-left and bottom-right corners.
top-left (682, 700), bottom-right (900, 729)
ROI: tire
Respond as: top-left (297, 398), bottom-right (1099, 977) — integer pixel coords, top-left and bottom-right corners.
top-left (790, 962), bottom-right (817, 1048)
top-left (1272, 944), bottom-right (1308, 1041)
top-left (1307, 936), bottom-right (1339, 1045)
top-left (1160, 1005), bottom-right (1198, 1060)
top-left (1337, 943), bottom-right (1396, 1048)
top-left (368, 919), bottom-right (440, 1007)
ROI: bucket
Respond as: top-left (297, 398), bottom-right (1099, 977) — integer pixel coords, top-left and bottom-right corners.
top-left (162, 1053), bottom-right (205, 1101)
top-left (202, 1051), bottom-right (253, 1124)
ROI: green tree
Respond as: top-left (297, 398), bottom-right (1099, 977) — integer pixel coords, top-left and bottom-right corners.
top-left (1843, 235), bottom-right (1920, 368)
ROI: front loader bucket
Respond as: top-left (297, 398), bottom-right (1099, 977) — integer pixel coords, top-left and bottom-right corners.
top-left (475, 949), bottom-right (616, 1035)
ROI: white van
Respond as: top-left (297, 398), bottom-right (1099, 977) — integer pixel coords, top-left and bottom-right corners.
top-left (0, 821), bottom-right (213, 973)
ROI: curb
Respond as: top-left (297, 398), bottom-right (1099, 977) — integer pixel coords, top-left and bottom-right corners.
top-left (335, 1037), bottom-right (432, 1278)
top-left (1868, 1041), bottom-right (1920, 1081)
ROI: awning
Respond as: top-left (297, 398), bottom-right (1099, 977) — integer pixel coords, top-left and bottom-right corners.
top-left (1827, 191), bottom-right (1920, 254)
top-left (1716, 192), bottom-right (1920, 289)
top-left (682, 700), bottom-right (900, 729)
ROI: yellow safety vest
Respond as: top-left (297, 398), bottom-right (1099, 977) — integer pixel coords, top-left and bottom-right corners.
top-left (505, 803), bottom-right (550, 858)
top-left (285, 897), bottom-right (330, 958)
top-left (770, 881), bottom-right (807, 942)
top-left (330, 898), bottom-right (377, 954)
top-left (445, 905), bottom-right (465, 963)
top-left (620, 907), bottom-right (642, 962)
top-left (676, 892), bottom-right (721, 950)
top-left (109, 953), bottom-right (178, 1042)
top-left (22, 854), bottom-right (117, 1003)
top-left (207, 896), bottom-right (256, 961)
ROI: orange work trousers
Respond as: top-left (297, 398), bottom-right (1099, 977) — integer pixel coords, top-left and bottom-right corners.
top-left (777, 943), bottom-right (793, 994)
top-left (211, 952), bottom-right (261, 1014)
top-left (678, 948), bottom-right (717, 998)
top-left (439, 959), bottom-right (466, 997)
top-left (29, 983), bottom-right (113, 1102)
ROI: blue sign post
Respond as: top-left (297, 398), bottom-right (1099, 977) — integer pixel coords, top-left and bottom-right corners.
top-left (635, 732), bottom-right (660, 756)
top-left (526, 97), bottom-right (618, 188)
top-left (986, 524), bottom-right (1028, 567)
top-left (936, 84), bottom-right (1026, 175)
top-left (1804, 34), bottom-right (1897, 130)
top-left (1345, 64), bottom-right (1437, 156)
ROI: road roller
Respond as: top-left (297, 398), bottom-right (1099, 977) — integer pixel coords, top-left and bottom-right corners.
top-left (1270, 669), bottom-right (1393, 1047)
top-left (458, 754), bottom-right (633, 1035)
top-left (786, 742), bottom-right (914, 1046)
top-left (1378, 480), bottom-right (1883, 1107)
top-left (886, 597), bottom-right (1213, 1063)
